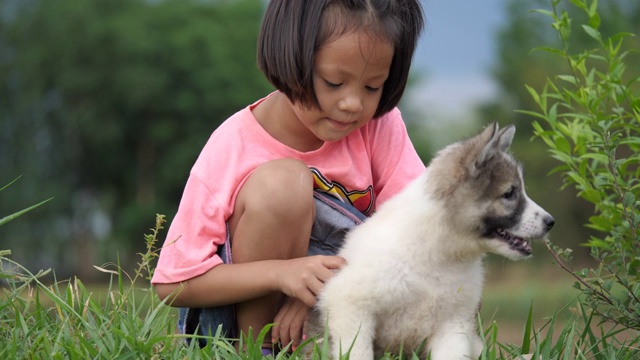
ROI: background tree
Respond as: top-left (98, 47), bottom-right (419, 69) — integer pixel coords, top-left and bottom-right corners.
top-left (0, 0), bottom-right (273, 279)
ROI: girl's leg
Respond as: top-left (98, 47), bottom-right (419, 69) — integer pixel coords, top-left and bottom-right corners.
top-left (227, 158), bottom-right (316, 344)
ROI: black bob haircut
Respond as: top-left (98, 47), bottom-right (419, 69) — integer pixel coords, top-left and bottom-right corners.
top-left (257, 0), bottom-right (425, 119)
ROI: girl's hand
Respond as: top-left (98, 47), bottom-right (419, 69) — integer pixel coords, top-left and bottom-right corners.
top-left (272, 296), bottom-right (309, 350)
top-left (276, 255), bottom-right (346, 307)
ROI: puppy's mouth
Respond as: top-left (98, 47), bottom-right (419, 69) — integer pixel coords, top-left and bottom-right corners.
top-left (494, 228), bottom-right (532, 256)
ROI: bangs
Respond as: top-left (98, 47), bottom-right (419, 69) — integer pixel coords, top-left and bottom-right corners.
top-left (317, 3), bottom-right (401, 49)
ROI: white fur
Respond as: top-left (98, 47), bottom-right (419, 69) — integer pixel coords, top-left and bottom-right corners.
top-left (318, 172), bottom-right (485, 359)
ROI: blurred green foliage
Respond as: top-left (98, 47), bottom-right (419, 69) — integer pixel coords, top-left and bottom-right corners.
top-left (0, 0), bottom-right (273, 279)
top-left (2, 0), bottom-right (639, 282)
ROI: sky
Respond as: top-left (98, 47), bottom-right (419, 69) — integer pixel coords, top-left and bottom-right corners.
top-left (408, 0), bottom-right (506, 126)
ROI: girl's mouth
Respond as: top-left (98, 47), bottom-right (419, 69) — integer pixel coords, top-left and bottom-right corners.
top-left (326, 118), bottom-right (353, 130)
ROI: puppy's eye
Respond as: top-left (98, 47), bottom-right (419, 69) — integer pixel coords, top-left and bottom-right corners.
top-left (502, 186), bottom-right (517, 200)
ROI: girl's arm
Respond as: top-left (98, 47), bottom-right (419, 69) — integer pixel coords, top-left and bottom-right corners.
top-left (155, 255), bottom-right (346, 308)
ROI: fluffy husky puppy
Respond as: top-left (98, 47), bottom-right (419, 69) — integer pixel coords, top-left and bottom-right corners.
top-left (306, 123), bottom-right (555, 360)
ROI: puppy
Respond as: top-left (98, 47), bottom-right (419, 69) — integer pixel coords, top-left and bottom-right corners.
top-left (306, 123), bottom-right (555, 359)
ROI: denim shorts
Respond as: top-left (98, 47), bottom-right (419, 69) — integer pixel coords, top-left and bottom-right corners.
top-left (178, 191), bottom-right (367, 347)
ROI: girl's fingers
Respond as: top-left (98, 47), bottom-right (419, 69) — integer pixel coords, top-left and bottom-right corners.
top-left (306, 276), bottom-right (325, 297)
top-left (321, 255), bottom-right (347, 270)
top-left (279, 256), bottom-right (347, 306)
top-left (273, 298), bottom-right (308, 350)
top-left (272, 300), bottom-right (289, 343)
top-left (298, 287), bottom-right (317, 307)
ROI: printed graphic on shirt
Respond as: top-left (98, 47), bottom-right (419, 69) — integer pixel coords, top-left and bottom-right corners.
top-left (310, 167), bottom-right (374, 215)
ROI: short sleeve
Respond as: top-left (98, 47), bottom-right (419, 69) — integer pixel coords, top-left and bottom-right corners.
top-left (151, 175), bottom-right (227, 284)
top-left (365, 108), bottom-right (426, 207)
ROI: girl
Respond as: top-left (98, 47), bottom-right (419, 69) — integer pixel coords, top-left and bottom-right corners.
top-left (153, 0), bottom-right (425, 354)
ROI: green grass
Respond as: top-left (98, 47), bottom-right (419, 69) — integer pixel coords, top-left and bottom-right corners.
top-left (481, 260), bottom-right (582, 344)
top-left (1, 217), bottom-right (639, 359)
top-left (3, 261), bottom-right (638, 358)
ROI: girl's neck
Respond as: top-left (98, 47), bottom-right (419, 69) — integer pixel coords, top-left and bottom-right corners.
top-left (252, 92), bottom-right (325, 152)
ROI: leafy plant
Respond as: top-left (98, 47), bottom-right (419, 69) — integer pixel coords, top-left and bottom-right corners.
top-left (522, 0), bottom-right (640, 330)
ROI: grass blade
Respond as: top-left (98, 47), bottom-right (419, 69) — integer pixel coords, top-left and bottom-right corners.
top-left (521, 302), bottom-right (534, 354)
top-left (0, 197), bottom-right (54, 226)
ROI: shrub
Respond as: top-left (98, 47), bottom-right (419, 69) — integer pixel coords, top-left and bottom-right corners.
top-left (523, 0), bottom-right (640, 330)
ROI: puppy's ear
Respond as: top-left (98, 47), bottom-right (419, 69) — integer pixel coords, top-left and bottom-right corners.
top-left (496, 125), bottom-right (515, 152)
top-left (470, 123), bottom-right (516, 178)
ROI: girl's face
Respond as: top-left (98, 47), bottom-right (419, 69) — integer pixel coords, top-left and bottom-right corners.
top-left (291, 30), bottom-right (394, 147)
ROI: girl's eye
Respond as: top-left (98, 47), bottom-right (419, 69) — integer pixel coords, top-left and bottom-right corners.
top-left (324, 80), bottom-right (341, 88)
top-left (366, 86), bottom-right (381, 92)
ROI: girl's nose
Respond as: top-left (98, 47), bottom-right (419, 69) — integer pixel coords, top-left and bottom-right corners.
top-left (337, 95), bottom-right (363, 114)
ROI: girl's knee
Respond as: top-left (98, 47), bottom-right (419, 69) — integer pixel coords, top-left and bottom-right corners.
top-left (231, 159), bottom-right (315, 259)
top-left (239, 159), bottom-right (315, 214)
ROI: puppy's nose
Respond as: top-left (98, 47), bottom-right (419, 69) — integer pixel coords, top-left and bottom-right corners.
top-left (543, 215), bottom-right (555, 231)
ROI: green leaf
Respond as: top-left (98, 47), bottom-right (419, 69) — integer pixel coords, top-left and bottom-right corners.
top-left (580, 152), bottom-right (608, 164)
top-left (525, 84), bottom-right (542, 107)
top-left (568, 0), bottom-right (588, 11)
top-left (588, 215), bottom-right (611, 232)
top-left (581, 188), bottom-right (602, 204)
top-left (588, 0), bottom-right (600, 26)
top-left (623, 192), bottom-right (636, 207)
top-left (516, 109), bottom-right (548, 121)
top-left (582, 25), bottom-right (602, 42)
top-left (555, 136), bottom-right (572, 154)
top-left (585, 238), bottom-right (612, 250)
top-left (532, 46), bottom-right (567, 57)
top-left (588, 12), bottom-right (601, 29)
top-left (557, 75), bottom-right (578, 85)
top-left (620, 137), bottom-right (640, 146)
top-left (530, 9), bottom-right (555, 18)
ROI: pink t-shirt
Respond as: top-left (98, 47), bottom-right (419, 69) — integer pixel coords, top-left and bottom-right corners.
top-left (152, 94), bottom-right (425, 284)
